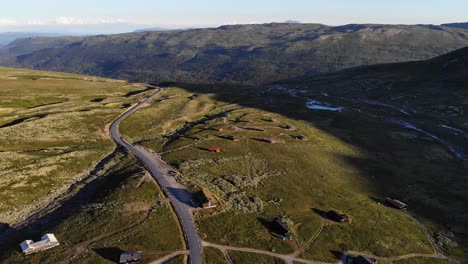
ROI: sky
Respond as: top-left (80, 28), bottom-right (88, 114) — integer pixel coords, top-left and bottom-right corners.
top-left (1, 0), bottom-right (467, 33)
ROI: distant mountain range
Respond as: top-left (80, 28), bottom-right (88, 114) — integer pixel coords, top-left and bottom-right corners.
top-left (0, 32), bottom-right (66, 46)
top-left (133, 27), bottom-right (171, 32)
top-left (2, 23), bottom-right (468, 84)
top-left (441, 22), bottom-right (468, 30)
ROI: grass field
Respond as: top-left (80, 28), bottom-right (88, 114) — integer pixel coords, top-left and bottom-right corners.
top-left (0, 67), bottom-right (153, 224)
top-left (0, 152), bottom-right (184, 263)
top-left (119, 85), bottom-right (462, 262)
top-left (203, 247), bottom-right (228, 264)
top-left (228, 251), bottom-right (285, 264)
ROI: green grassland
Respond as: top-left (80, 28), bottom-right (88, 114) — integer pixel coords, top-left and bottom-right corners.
top-left (166, 255), bottom-right (187, 264)
top-left (0, 67), bottom-right (152, 225)
top-left (1, 152), bottom-right (183, 263)
top-left (228, 251), bottom-right (285, 264)
top-left (203, 247), bottom-right (228, 264)
top-left (120, 86), bottom-right (457, 262)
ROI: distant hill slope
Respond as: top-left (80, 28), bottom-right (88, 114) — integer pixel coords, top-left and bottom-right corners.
top-left (292, 45), bottom-right (468, 102)
top-left (285, 46), bottom-right (468, 158)
top-left (3, 23), bottom-right (468, 84)
top-left (0, 36), bottom-right (84, 65)
top-left (442, 22), bottom-right (468, 30)
top-left (0, 32), bottom-right (65, 46)
top-left (133, 27), bottom-right (170, 32)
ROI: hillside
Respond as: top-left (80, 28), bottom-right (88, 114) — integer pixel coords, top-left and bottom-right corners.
top-left (116, 47), bottom-right (467, 261)
top-left (442, 22), bottom-right (468, 30)
top-left (279, 47), bottom-right (468, 256)
top-left (288, 45), bottom-right (468, 119)
top-left (3, 23), bottom-right (468, 84)
top-left (0, 36), bottom-right (84, 65)
top-left (0, 67), bottom-right (184, 263)
top-left (0, 33), bottom-right (65, 46)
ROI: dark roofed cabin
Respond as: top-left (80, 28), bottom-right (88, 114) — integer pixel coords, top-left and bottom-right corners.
top-left (226, 135), bottom-right (239, 141)
top-left (385, 198), bottom-right (408, 210)
top-left (327, 210), bottom-right (350, 223)
top-left (119, 251), bottom-right (142, 263)
top-left (273, 218), bottom-right (292, 238)
top-left (353, 255), bottom-right (378, 264)
top-left (296, 135), bottom-right (307, 140)
top-left (262, 138), bottom-right (278, 144)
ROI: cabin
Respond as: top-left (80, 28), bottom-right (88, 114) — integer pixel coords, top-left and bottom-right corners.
top-left (353, 255), bottom-right (378, 264)
top-left (199, 189), bottom-right (218, 209)
top-left (296, 135), bottom-right (307, 140)
top-left (281, 124), bottom-right (296, 130)
top-left (20, 234), bottom-right (60, 255)
top-left (226, 135), bottom-right (239, 141)
top-left (273, 218), bottom-right (293, 239)
top-left (208, 148), bottom-right (222, 153)
top-left (119, 251), bottom-right (142, 263)
top-left (262, 138), bottom-right (278, 144)
top-left (386, 198), bottom-right (408, 210)
top-left (327, 210), bottom-right (350, 223)
top-left (212, 127), bottom-right (224, 132)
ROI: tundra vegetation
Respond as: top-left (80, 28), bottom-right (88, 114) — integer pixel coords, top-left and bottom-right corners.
top-left (0, 152), bottom-right (184, 263)
top-left (0, 67), bottom-right (152, 224)
top-left (121, 84), bottom-right (466, 262)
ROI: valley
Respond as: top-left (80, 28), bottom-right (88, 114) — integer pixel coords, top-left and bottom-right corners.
top-left (0, 15), bottom-right (466, 264)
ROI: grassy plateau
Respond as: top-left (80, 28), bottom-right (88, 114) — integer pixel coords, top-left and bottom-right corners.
top-left (0, 67), bottom-right (183, 263)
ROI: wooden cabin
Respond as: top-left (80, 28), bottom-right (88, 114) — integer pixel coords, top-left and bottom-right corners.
top-left (296, 134), bottom-right (307, 140)
top-left (262, 138), bottom-right (278, 144)
top-left (353, 255), bottom-right (378, 264)
top-left (226, 135), bottom-right (239, 141)
top-left (281, 124), bottom-right (296, 130)
top-left (327, 210), bottom-right (350, 223)
top-left (199, 189), bottom-right (218, 209)
top-left (119, 251), bottom-right (142, 263)
top-left (386, 198), bottom-right (408, 210)
top-left (208, 148), bottom-right (222, 153)
top-left (212, 127), bottom-right (224, 132)
top-left (273, 218), bottom-right (293, 239)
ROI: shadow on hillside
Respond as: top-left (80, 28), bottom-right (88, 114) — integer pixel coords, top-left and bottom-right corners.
top-left (163, 82), bottom-right (467, 247)
top-left (0, 114), bottom-right (47, 129)
top-left (257, 218), bottom-right (285, 235)
top-left (312, 208), bottom-right (328, 218)
top-left (166, 187), bottom-right (196, 208)
top-left (0, 222), bottom-right (9, 233)
top-left (93, 247), bottom-right (124, 263)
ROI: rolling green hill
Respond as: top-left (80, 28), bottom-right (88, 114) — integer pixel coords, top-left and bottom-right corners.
top-left (3, 23), bottom-right (468, 84)
top-left (0, 67), bottom-right (183, 263)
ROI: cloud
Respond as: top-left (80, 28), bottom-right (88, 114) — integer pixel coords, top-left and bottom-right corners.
top-left (54, 17), bottom-right (128, 25)
top-left (0, 18), bottom-right (17, 26)
top-left (26, 20), bottom-right (47, 25)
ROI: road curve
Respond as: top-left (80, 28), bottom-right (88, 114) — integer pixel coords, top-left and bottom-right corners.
top-left (109, 87), bottom-right (203, 264)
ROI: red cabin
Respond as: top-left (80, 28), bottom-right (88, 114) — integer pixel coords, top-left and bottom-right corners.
top-left (209, 148), bottom-right (222, 153)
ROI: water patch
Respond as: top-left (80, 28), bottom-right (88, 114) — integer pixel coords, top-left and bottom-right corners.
top-left (387, 118), bottom-right (467, 161)
top-left (439, 125), bottom-right (466, 136)
top-left (306, 101), bottom-right (344, 112)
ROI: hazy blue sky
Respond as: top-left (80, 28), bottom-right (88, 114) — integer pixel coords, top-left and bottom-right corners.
top-left (1, 0), bottom-right (467, 32)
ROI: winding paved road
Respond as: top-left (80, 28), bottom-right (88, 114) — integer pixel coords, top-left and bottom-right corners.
top-left (109, 87), bottom-right (203, 264)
